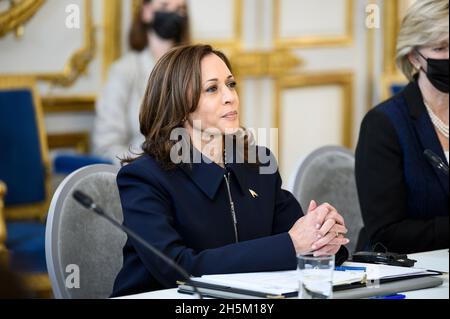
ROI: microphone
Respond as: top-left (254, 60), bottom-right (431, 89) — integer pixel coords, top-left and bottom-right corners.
top-left (72, 190), bottom-right (203, 299)
top-left (424, 149), bottom-right (449, 176)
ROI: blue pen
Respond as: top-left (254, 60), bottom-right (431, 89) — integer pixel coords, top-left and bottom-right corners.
top-left (335, 266), bottom-right (367, 271)
top-left (370, 294), bottom-right (406, 300)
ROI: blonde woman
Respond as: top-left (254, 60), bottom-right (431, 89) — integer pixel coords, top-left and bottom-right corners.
top-left (355, 0), bottom-right (449, 253)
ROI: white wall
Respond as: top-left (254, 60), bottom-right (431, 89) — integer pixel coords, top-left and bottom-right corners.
top-left (0, 0), bottom-right (381, 188)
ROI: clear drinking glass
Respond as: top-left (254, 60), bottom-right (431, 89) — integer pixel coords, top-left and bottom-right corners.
top-left (297, 254), bottom-right (335, 299)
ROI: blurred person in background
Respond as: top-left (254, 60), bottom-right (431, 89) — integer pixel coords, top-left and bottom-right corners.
top-left (93, 0), bottom-right (191, 164)
top-left (355, 0), bottom-right (449, 254)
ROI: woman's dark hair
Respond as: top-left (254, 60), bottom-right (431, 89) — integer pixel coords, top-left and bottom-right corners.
top-left (122, 44), bottom-right (254, 169)
top-left (129, 0), bottom-right (191, 51)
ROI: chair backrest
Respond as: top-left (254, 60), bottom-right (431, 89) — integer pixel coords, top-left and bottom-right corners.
top-left (291, 146), bottom-right (363, 254)
top-left (45, 164), bottom-right (126, 299)
top-left (0, 76), bottom-right (50, 220)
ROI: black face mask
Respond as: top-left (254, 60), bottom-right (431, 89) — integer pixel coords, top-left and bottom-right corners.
top-left (146, 11), bottom-right (187, 43)
top-left (416, 50), bottom-right (449, 93)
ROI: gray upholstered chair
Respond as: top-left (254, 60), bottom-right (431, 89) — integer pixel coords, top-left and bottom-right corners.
top-left (290, 146), bottom-right (364, 254)
top-left (45, 164), bottom-right (126, 299)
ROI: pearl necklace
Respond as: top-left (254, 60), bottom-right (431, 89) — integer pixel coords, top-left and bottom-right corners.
top-left (424, 101), bottom-right (449, 139)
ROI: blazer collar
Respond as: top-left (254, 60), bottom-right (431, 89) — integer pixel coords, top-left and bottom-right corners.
top-left (402, 80), bottom-right (449, 196)
top-left (180, 147), bottom-right (249, 200)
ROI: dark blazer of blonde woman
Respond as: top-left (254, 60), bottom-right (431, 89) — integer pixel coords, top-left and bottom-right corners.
top-left (355, 79), bottom-right (449, 254)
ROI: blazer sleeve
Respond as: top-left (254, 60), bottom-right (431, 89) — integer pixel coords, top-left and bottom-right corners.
top-left (117, 164), bottom-right (298, 288)
top-left (355, 109), bottom-right (448, 253)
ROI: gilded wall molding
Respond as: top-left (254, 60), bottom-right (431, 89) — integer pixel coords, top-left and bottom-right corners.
top-left (132, 0), bottom-right (141, 17)
top-left (47, 132), bottom-right (90, 154)
top-left (132, 0), bottom-right (243, 51)
top-left (231, 49), bottom-right (303, 77)
top-left (381, 1), bottom-right (409, 105)
top-left (199, 0), bottom-right (242, 51)
top-left (383, 0), bottom-right (400, 75)
top-left (42, 95), bottom-right (95, 113)
top-left (102, 0), bottom-right (122, 81)
top-left (36, 0), bottom-right (95, 87)
top-left (275, 72), bottom-right (354, 155)
top-left (274, 0), bottom-right (354, 48)
top-left (366, 0), bottom-right (376, 111)
top-left (0, 0), bottom-right (46, 38)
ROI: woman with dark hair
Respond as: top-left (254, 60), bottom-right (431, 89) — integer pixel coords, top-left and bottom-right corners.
top-left (93, 0), bottom-right (190, 164)
top-left (111, 44), bottom-right (350, 297)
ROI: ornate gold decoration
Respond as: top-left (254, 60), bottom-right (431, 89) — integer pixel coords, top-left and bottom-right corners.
top-left (202, 0), bottom-right (242, 50)
top-left (383, 0), bottom-right (400, 75)
top-left (102, 0), bottom-right (122, 81)
top-left (42, 95), bottom-right (95, 113)
top-left (132, 0), bottom-right (141, 17)
top-left (275, 72), bottom-right (354, 155)
top-left (0, 0), bottom-right (46, 38)
top-left (132, 0), bottom-right (243, 51)
top-left (366, 0), bottom-right (376, 111)
top-left (231, 49), bottom-right (303, 77)
top-left (36, 0), bottom-right (95, 87)
top-left (274, 0), bottom-right (354, 48)
top-left (47, 132), bottom-right (90, 154)
top-left (22, 273), bottom-right (53, 298)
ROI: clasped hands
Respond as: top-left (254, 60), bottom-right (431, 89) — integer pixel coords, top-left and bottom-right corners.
top-left (288, 200), bottom-right (349, 256)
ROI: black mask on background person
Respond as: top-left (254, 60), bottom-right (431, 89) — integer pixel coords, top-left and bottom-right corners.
top-left (145, 11), bottom-right (187, 43)
top-left (416, 50), bottom-right (449, 93)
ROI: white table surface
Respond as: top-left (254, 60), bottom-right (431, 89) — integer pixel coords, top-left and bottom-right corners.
top-left (117, 249), bottom-right (449, 299)
top-left (401, 249), bottom-right (448, 299)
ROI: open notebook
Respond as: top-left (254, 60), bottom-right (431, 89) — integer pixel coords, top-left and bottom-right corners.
top-left (177, 262), bottom-right (442, 299)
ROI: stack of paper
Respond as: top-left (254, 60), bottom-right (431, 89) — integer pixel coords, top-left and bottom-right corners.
top-left (341, 262), bottom-right (433, 281)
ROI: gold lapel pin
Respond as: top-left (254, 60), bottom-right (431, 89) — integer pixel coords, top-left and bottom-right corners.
top-left (249, 189), bottom-right (258, 198)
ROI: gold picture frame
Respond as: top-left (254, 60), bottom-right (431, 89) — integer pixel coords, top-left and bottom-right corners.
top-left (102, 0), bottom-right (122, 81)
top-left (274, 0), bottom-right (354, 48)
top-left (132, 0), bottom-right (242, 51)
top-left (0, 0), bottom-right (46, 38)
top-left (36, 0), bottom-right (95, 87)
top-left (383, 0), bottom-right (416, 75)
top-left (275, 72), bottom-right (354, 160)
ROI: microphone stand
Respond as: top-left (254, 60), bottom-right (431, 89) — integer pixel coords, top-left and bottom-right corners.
top-left (72, 190), bottom-right (203, 299)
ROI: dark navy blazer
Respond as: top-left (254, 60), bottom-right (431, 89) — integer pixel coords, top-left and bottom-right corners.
top-left (111, 148), bottom-right (302, 297)
top-left (355, 80), bottom-right (449, 253)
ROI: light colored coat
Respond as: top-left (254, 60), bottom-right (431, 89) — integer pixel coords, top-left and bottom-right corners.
top-left (93, 49), bottom-right (155, 164)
